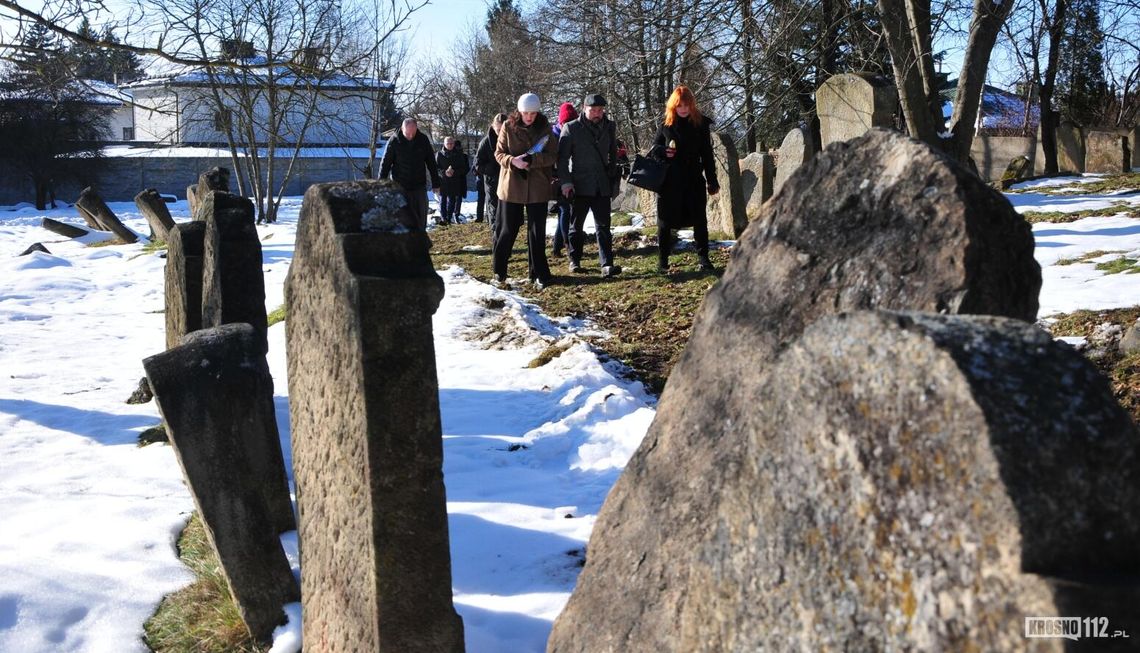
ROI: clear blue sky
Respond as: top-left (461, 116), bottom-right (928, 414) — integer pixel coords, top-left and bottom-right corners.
top-left (403, 0), bottom-right (492, 68)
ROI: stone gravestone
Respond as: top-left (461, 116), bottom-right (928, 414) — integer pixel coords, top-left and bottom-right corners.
top-left (164, 222), bottom-right (206, 350)
top-left (143, 323), bottom-right (299, 643)
top-left (1085, 130), bottom-right (1127, 174)
top-left (1056, 122), bottom-right (1085, 172)
top-left (671, 311), bottom-right (1139, 652)
top-left (187, 185), bottom-right (199, 219)
top-left (135, 188), bottom-right (177, 242)
top-left (636, 186), bottom-right (658, 226)
top-left (76, 187), bottom-right (139, 243)
top-left (1001, 154), bottom-right (1032, 182)
top-left (816, 72), bottom-right (898, 149)
top-left (739, 152), bottom-right (775, 222)
top-left (41, 218), bottom-right (88, 239)
top-left (705, 131), bottom-right (748, 237)
top-left (773, 125), bottom-right (817, 194)
top-left (199, 191), bottom-right (269, 354)
top-left (547, 128), bottom-right (1042, 652)
top-left (285, 180), bottom-right (464, 653)
top-left (1131, 126), bottom-right (1139, 169)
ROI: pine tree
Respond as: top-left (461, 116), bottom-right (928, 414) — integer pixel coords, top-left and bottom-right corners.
top-left (1057, 0), bottom-right (1108, 125)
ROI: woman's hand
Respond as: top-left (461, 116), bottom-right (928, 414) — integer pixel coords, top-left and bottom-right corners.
top-left (665, 147), bottom-right (676, 159)
top-left (511, 155), bottom-right (530, 169)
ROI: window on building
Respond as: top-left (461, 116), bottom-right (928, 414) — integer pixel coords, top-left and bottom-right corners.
top-left (122, 127), bottom-right (134, 141)
top-left (214, 109), bottom-right (232, 132)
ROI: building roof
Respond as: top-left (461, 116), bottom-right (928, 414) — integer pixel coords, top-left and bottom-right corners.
top-left (125, 55), bottom-right (394, 93)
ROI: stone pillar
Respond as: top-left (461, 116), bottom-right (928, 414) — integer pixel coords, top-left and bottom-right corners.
top-left (143, 323), bottom-right (299, 643)
top-left (773, 126), bottom-right (818, 195)
top-left (165, 222), bottom-right (206, 350)
top-left (285, 180), bottom-right (464, 653)
top-left (199, 191), bottom-right (269, 354)
top-left (740, 152), bottom-right (776, 223)
top-left (705, 131), bottom-right (748, 237)
top-left (1130, 126), bottom-right (1139, 169)
top-left (135, 188), bottom-right (176, 242)
top-left (816, 72), bottom-right (898, 149)
top-left (1085, 130), bottom-right (1127, 173)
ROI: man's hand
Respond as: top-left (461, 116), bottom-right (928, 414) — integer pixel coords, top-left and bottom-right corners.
top-left (446, 168), bottom-right (454, 177)
top-left (562, 184), bottom-right (574, 198)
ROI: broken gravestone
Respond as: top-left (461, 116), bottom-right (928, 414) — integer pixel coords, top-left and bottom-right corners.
top-left (41, 218), bottom-right (88, 239)
top-left (18, 243), bottom-right (50, 256)
top-left (77, 187), bottom-right (138, 243)
top-left (705, 131), bottom-right (748, 237)
top-left (199, 191), bottom-right (268, 354)
top-left (816, 72), bottom-right (898, 148)
top-left (548, 127), bottom-right (1043, 652)
top-left (666, 311), bottom-right (1139, 651)
top-left (164, 222), bottom-right (206, 350)
top-left (134, 188), bottom-right (177, 242)
top-left (143, 323), bottom-right (298, 643)
top-left (286, 179), bottom-right (464, 653)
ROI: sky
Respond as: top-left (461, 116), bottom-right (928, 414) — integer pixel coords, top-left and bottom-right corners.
top-left (1, 174), bottom-right (1139, 652)
top-left (402, 0), bottom-right (491, 68)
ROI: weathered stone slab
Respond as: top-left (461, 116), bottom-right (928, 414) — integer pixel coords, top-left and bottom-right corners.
top-left (143, 323), bottom-right (299, 643)
top-left (705, 131), bottom-right (747, 237)
top-left (198, 166), bottom-right (231, 197)
top-left (1056, 122), bottom-right (1085, 172)
top-left (77, 187), bottom-right (138, 243)
top-left (199, 191), bottom-right (268, 354)
top-left (41, 217), bottom-right (88, 239)
top-left (187, 185), bottom-right (199, 219)
top-left (135, 188), bottom-right (177, 242)
top-left (1085, 130), bottom-right (1127, 174)
top-left (816, 72), bottom-right (898, 148)
top-left (740, 152), bottom-right (775, 222)
top-left (18, 243), bottom-right (50, 256)
top-left (548, 128), bottom-right (1043, 652)
top-left (636, 186), bottom-right (657, 226)
top-left (1131, 126), bottom-right (1139, 169)
top-left (675, 311), bottom-right (1138, 652)
top-left (285, 179), bottom-right (464, 653)
top-left (773, 125), bottom-right (817, 194)
top-left (164, 222), bottom-right (206, 350)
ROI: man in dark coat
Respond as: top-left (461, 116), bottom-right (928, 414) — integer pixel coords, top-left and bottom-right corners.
top-left (436, 136), bottom-right (470, 224)
top-left (378, 118), bottom-right (441, 229)
top-left (475, 114), bottom-right (506, 231)
top-left (557, 93), bottom-right (621, 277)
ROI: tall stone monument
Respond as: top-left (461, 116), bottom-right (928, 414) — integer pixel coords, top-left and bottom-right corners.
top-left (164, 222), bottom-right (206, 350)
top-left (285, 180), bottom-right (464, 653)
top-left (143, 323), bottom-right (299, 643)
top-left (705, 131), bottom-right (748, 237)
top-left (199, 191), bottom-right (269, 354)
top-left (816, 72), bottom-right (898, 148)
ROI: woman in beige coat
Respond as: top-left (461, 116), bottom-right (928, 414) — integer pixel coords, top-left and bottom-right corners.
top-left (492, 92), bottom-right (558, 289)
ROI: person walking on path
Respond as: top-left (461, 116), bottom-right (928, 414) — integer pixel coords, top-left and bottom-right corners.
top-left (475, 113), bottom-right (507, 231)
top-left (436, 136), bottom-right (470, 224)
top-left (649, 85), bottom-right (719, 272)
top-left (557, 93), bottom-right (622, 277)
top-left (493, 93), bottom-right (558, 289)
top-left (378, 118), bottom-right (441, 229)
top-left (550, 101), bottom-right (578, 257)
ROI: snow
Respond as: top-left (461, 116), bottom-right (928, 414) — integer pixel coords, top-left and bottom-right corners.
top-left (1, 176), bottom-right (1137, 652)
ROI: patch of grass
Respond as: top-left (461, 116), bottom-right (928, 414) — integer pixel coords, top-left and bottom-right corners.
top-left (1042, 306), bottom-right (1140, 425)
top-left (708, 230), bottom-right (734, 241)
top-left (143, 514), bottom-right (266, 653)
top-left (143, 240), bottom-right (169, 254)
top-left (1055, 250), bottom-right (1122, 265)
top-left (611, 212), bottom-right (633, 227)
top-left (527, 340), bottom-right (574, 368)
top-left (1095, 257), bottom-right (1140, 274)
top-left (1021, 203), bottom-right (1140, 223)
top-left (86, 237), bottom-right (128, 248)
top-left (267, 303), bottom-right (286, 327)
top-left (429, 222), bottom-right (726, 394)
top-left (1016, 172), bottom-right (1140, 195)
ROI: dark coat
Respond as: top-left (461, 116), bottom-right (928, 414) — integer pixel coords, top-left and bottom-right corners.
top-left (495, 113), bottom-right (558, 204)
top-left (475, 128), bottom-right (502, 196)
top-left (557, 115), bottom-right (618, 197)
top-left (436, 146), bottom-right (470, 195)
top-left (651, 116), bottom-right (719, 227)
top-left (379, 130), bottom-right (441, 191)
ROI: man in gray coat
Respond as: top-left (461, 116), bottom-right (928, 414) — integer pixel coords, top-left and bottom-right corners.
top-left (557, 94), bottom-right (621, 277)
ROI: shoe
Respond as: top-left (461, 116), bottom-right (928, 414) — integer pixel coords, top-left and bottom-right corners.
top-left (552, 248), bottom-right (563, 257)
top-left (532, 277), bottom-right (551, 291)
top-left (569, 261), bottom-right (583, 273)
top-left (658, 262), bottom-right (669, 274)
top-left (491, 274), bottom-right (507, 288)
top-left (601, 265), bottom-right (622, 278)
top-left (698, 256), bottom-right (715, 272)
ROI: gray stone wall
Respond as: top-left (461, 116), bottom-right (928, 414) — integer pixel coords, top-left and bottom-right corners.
top-left (970, 135), bottom-right (1037, 182)
top-left (0, 155), bottom-right (371, 206)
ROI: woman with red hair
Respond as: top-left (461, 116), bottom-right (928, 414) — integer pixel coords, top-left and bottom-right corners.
top-left (650, 85), bottom-right (719, 272)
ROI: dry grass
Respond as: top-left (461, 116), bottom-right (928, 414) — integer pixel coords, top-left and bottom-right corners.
top-left (1043, 306), bottom-right (1140, 424)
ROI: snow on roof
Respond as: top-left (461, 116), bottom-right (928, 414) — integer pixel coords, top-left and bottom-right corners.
top-left (126, 54), bottom-right (394, 92)
top-left (0, 78), bottom-right (131, 105)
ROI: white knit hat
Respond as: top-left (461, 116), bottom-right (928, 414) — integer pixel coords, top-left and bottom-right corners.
top-left (517, 92), bottom-right (541, 113)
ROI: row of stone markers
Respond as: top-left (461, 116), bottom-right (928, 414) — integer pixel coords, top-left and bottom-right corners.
top-left (547, 128), bottom-right (1140, 651)
top-left (141, 170), bottom-right (465, 651)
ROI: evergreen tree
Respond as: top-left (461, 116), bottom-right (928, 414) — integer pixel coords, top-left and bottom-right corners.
top-left (1057, 0), bottom-right (1108, 125)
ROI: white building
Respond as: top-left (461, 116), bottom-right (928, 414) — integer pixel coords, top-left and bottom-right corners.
top-left (126, 58), bottom-right (394, 147)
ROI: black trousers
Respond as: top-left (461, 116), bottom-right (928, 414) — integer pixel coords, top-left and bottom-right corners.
top-left (402, 188), bottom-right (429, 230)
top-left (493, 201), bottom-right (551, 282)
top-left (485, 180), bottom-right (500, 232)
top-left (568, 195), bottom-right (614, 267)
top-left (440, 193), bottom-right (463, 220)
top-left (657, 219), bottom-right (709, 266)
top-left (475, 177), bottom-right (486, 222)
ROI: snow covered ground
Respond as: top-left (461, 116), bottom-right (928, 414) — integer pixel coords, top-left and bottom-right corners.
top-left (0, 175), bottom-right (1137, 652)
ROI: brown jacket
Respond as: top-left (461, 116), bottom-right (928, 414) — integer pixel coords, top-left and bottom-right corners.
top-left (495, 113), bottom-right (558, 204)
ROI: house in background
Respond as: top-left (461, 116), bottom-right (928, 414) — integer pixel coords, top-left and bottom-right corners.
top-left (125, 56), bottom-right (395, 147)
top-left (941, 81), bottom-right (1040, 132)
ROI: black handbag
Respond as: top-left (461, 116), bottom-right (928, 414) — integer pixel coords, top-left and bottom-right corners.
top-left (627, 154), bottom-right (668, 193)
